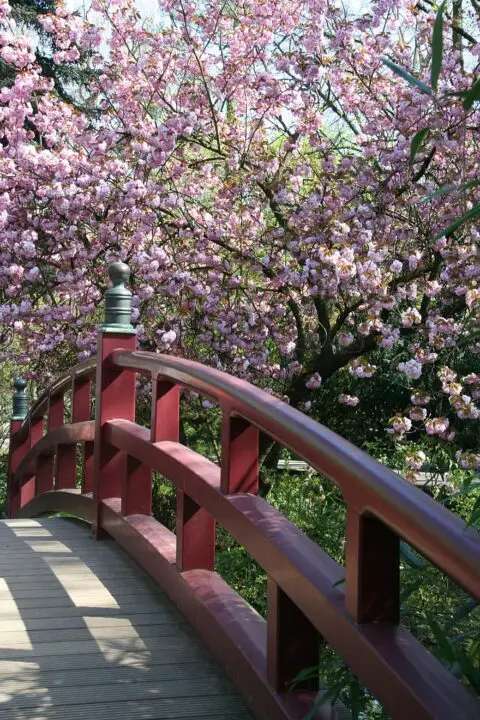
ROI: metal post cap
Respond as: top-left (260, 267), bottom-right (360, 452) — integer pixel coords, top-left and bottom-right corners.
top-left (99, 262), bottom-right (136, 334)
top-left (12, 377), bottom-right (28, 421)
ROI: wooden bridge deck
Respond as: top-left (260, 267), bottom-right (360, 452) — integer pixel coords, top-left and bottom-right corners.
top-left (0, 518), bottom-right (252, 720)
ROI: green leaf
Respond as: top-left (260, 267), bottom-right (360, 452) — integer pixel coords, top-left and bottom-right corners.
top-left (410, 128), bottom-right (429, 165)
top-left (453, 481), bottom-right (480, 496)
top-left (400, 576), bottom-right (424, 603)
top-left (433, 202), bottom-right (480, 239)
top-left (463, 78), bottom-right (480, 111)
top-left (431, 2), bottom-right (445, 92)
top-left (289, 665), bottom-right (319, 691)
top-left (400, 541), bottom-right (427, 569)
top-left (445, 599), bottom-right (479, 632)
top-left (382, 58), bottom-right (432, 96)
top-left (304, 685), bottom-right (339, 720)
top-left (466, 494), bottom-right (480, 529)
top-left (428, 615), bottom-right (456, 664)
top-left (421, 179), bottom-right (480, 203)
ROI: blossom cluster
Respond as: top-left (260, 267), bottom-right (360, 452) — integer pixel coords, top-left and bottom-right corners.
top-left (0, 0), bottom-right (478, 469)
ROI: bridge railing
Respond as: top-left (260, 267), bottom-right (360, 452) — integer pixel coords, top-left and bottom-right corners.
top-left (7, 263), bottom-right (480, 720)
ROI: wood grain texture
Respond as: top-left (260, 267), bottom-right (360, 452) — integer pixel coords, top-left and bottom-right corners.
top-left (0, 518), bottom-right (252, 720)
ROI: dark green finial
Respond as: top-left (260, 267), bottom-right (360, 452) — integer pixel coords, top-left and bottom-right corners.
top-left (12, 377), bottom-right (28, 421)
top-left (99, 262), bottom-right (136, 334)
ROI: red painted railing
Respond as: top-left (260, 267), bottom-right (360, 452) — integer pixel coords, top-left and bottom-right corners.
top-left (7, 267), bottom-right (480, 720)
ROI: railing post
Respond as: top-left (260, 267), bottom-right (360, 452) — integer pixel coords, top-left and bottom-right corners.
top-left (21, 411), bottom-right (44, 508)
top-left (149, 379), bottom-right (215, 570)
top-left (93, 262), bottom-right (137, 538)
top-left (345, 507), bottom-right (400, 623)
top-left (151, 379), bottom-right (180, 443)
top-left (47, 390), bottom-right (75, 492)
top-left (72, 377), bottom-right (93, 493)
top-left (34, 392), bottom-right (64, 496)
top-left (220, 412), bottom-right (259, 494)
top-left (53, 386), bottom-right (76, 491)
top-left (7, 378), bottom-right (29, 517)
top-left (267, 578), bottom-right (319, 693)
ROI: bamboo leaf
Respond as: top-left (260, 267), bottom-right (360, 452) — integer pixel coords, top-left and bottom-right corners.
top-left (431, 2), bottom-right (445, 92)
top-left (421, 179), bottom-right (480, 203)
top-left (400, 541), bottom-right (427, 569)
top-left (428, 615), bottom-right (456, 663)
top-left (433, 202), bottom-right (480, 239)
top-left (445, 599), bottom-right (479, 632)
top-left (381, 58), bottom-right (432, 95)
top-left (463, 78), bottom-right (480, 111)
top-left (410, 128), bottom-right (429, 165)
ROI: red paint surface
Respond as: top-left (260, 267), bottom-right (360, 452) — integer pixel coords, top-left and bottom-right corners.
top-left (93, 333), bottom-right (136, 529)
top-left (6, 348), bottom-right (480, 720)
top-left (221, 414), bottom-right (259, 494)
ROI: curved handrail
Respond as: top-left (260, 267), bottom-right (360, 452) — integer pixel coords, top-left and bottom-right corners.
top-left (103, 418), bottom-right (479, 719)
top-left (11, 357), bottom-right (96, 444)
top-left (111, 350), bottom-right (480, 600)
top-left (15, 421), bottom-right (95, 484)
top-left (8, 339), bottom-right (480, 720)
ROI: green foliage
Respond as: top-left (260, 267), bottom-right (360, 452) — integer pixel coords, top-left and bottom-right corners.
top-left (146, 402), bottom-right (479, 718)
top-left (410, 128), bottom-right (429, 165)
top-left (381, 58), bottom-right (432, 95)
top-left (382, 1), bottom-right (479, 244)
top-left (431, 1), bottom-right (445, 92)
top-left (463, 78), bottom-right (480, 111)
top-left (433, 202), bottom-right (480, 240)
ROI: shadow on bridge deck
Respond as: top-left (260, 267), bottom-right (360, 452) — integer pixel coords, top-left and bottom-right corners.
top-left (0, 518), bottom-right (252, 720)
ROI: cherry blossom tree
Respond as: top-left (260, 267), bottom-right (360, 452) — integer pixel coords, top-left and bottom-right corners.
top-left (0, 0), bottom-right (479, 470)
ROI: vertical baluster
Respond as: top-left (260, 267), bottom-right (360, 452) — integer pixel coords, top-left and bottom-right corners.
top-left (345, 507), bottom-right (400, 623)
top-left (35, 454), bottom-right (54, 495)
top-left (30, 414), bottom-right (44, 445)
top-left (151, 379), bottom-right (179, 443)
top-left (7, 378), bottom-right (29, 517)
top-left (267, 578), bottom-right (319, 693)
top-left (34, 392), bottom-right (61, 496)
top-left (55, 385), bottom-right (76, 490)
top-left (48, 393), bottom-right (64, 431)
top-left (70, 376), bottom-right (92, 492)
top-left (220, 412), bottom-right (259, 494)
top-left (21, 411), bottom-right (44, 507)
top-left (150, 378), bottom-right (215, 571)
top-left (93, 263), bottom-right (136, 537)
top-left (122, 455), bottom-right (151, 516)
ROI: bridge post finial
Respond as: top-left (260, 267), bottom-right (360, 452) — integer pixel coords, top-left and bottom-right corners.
top-left (12, 377), bottom-right (28, 421)
top-left (99, 262), bottom-right (136, 334)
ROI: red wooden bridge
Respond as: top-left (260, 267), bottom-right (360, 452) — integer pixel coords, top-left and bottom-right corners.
top-left (5, 264), bottom-right (480, 720)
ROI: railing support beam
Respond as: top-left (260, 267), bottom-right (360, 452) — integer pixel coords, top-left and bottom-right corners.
top-left (122, 455), bottom-right (151, 516)
top-left (72, 377), bottom-right (92, 493)
top-left (93, 332), bottom-right (136, 536)
top-left (221, 414), bottom-right (259, 494)
top-left (345, 509), bottom-right (400, 623)
top-left (176, 491), bottom-right (215, 571)
top-left (267, 578), bottom-right (319, 693)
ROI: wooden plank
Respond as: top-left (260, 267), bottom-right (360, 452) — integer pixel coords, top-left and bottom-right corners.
top-left (0, 603), bottom-right (175, 621)
top-left (0, 632), bottom-right (192, 657)
top-left (0, 518), bottom-right (252, 720)
top-left (0, 647), bottom-right (211, 672)
top-left (0, 613), bottom-right (180, 631)
top-left (0, 622), bottom-right (191, 646)
top-left (0, 695), bottom-right (251, 719)
top-left (0, 677), bottom-right (235, 709)
top-left (0, 661), bottom-right (219, 682)
top-left (0, 582), bottom-right (167, 601)
top-left (0, 575), bottom-right (162, 591)
top-left (0, 591), bottom-right (171, 610)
